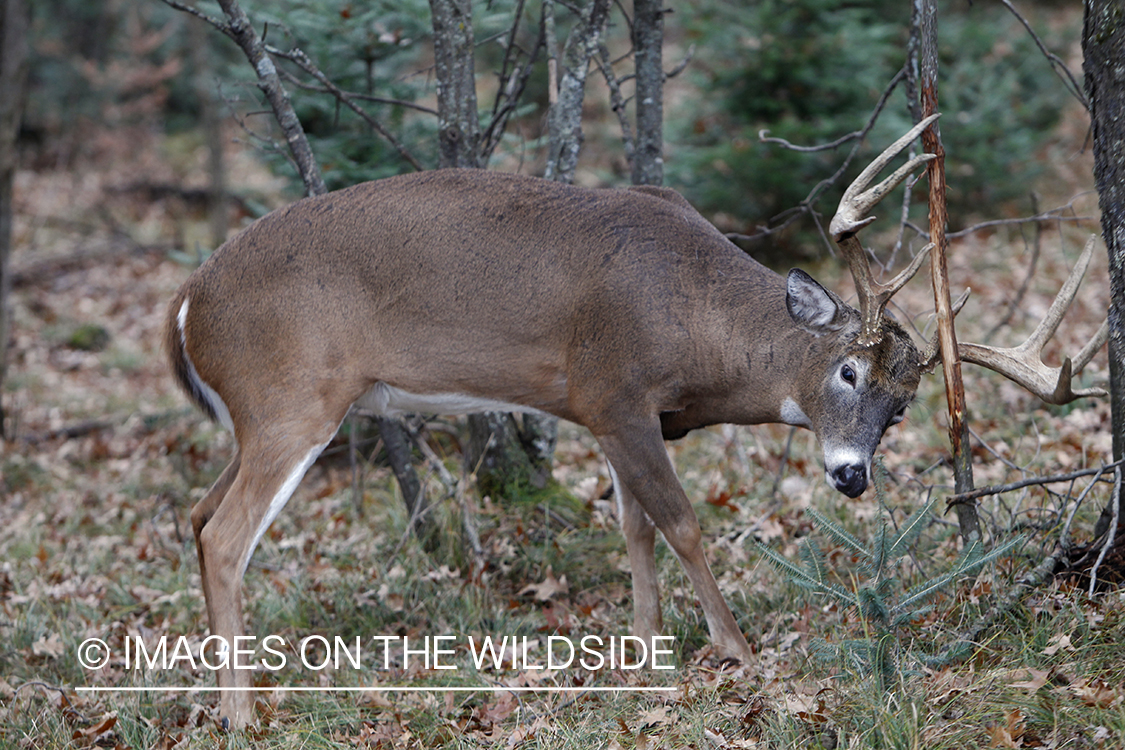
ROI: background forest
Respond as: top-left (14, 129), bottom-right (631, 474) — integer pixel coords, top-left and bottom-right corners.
top-left (1, 0), bottom-right (1123, 748)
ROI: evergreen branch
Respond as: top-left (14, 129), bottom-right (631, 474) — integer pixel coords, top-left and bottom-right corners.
top-left (806, 507), bottom-right (871, 558)
top-left (887, 494), bottom-right (936, 560)
top-left (756, 542), bottom-right (854, 606)
top-left (799, 538), bottom-right (831, 586)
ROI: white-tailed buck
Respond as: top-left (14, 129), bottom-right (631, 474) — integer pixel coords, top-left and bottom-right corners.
top-left (166, 115), bottom-right (1103, 728)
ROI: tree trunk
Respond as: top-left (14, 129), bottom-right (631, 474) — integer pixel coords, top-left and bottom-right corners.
top-left (0, 0), bottom-right (29, 438)
top-left (429, 0), bottom-right (481, 168)
top-left (429, 0), bottom-right (552, 495)
top-left (1083, 0), bottom-right (1125, 539)
top-left (631, 0), bottom-right (663, 187)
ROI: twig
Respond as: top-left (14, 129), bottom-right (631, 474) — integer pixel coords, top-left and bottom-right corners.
top-left (999, 0), bottom-right (1088, 111)
top-left (757, 128), bottom-right (862, 154)
top-left (596, 42), bottom-right (635, 168)
top-left (276, 71), bottom-right (437, 114)
top-left (23, 420), bottom-right (114, 444)
top-left (946, 459), bottom-right (1125, 509)
top-left (984, 193), bottom-right (1044, 342)
top-left (1061, 465), bottom-right (1108, 549)
top-left (665, 44), bottom-right (694, 80)
top-left (267, 45), bottom-right (423, 171)
top-left (1088, 466), bottom-right (1121, 595)
top-left (903, 208), bottom-right (1096, 241)
top-left (732, 67), bottom-right (907, 247)
top-left (481, 1), bottom-right (543, 160)
top-left (158, 0), bottom-right (233, 40)
top-left (770, 426), bottom-right (797, 497)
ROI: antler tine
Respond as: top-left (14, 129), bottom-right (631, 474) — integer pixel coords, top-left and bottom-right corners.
top-left (920, 286), bottom-right (971, 370)
top-left (830, 114), bottom-right (941, 346)
top-left (830, 114), bottom-right (941, 238)
top-left (957, 236), bottom-right (1108, 405)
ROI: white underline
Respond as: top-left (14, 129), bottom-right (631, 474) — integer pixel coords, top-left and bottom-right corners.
top-left (76, 686), bottom-right (676, 693)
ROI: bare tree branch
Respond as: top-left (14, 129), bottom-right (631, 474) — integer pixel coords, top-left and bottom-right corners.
top-left (729, 68), bottom-right (907, 246)
top-left (213, 0), bottom-right (326, 196)
top-left (481, 0), bottom-right (544, 160)
top-left (274, 68), bottom-right (438, 115)
top-left (984, 194), bottom-right (1044, 342)
top-left (596, 42), bottom-right (634, 166)
top-left (267, 45), bottom-right (424, 171)
top-left (758, 129), bottom-right (862, 154)
top-left (1000, 0), bottom-right (1088, 111)
top-left (946, 459), bottom-right (1124, 508)
top-left (159, 0), bottom-right (233, 41)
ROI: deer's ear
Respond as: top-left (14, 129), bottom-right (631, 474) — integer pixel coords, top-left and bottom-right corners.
top-left (786, 269), bottom-right (846, 334)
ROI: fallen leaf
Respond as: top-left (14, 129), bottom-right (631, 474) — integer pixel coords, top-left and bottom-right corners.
top-left (1007, 668), bottom-right (1050, 695)
top-left (987, 709), bottom-right (1024, 748)
top-left (1041, 632), bottom-right (1074, 656)
top-left (32, 633), bottom-right (66, 658)
top-left (1072, 678), bottom-right (1120, 709)
top-left (637, 705), bottom-right (672, 729)
top-left (519, 567), bottom-right (569, 601)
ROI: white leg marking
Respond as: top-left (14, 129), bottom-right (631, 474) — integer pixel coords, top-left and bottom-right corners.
top-left (608, 462), bottom-right (623, 521)
top-left (239, 441), bottom-right (329, 577)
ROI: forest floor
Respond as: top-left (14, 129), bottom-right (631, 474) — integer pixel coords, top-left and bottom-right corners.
top-left (2, 82), bottom-right (1125, 749)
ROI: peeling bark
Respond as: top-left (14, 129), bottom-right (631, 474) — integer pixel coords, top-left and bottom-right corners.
top-left (919, 0), bottom-right (980, 545)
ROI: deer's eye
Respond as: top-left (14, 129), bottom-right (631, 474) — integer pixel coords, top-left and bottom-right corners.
top-left (840, 364), bottom-right (857, 386)
top-left (890, 406), bottom-right (907, 426)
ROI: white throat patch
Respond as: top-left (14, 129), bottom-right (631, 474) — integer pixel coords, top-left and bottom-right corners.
top-left (780, 397), bottom-right (812, 428)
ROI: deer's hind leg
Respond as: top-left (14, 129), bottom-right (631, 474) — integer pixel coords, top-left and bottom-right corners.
top-left (191, 392), bottom-right (349, 729)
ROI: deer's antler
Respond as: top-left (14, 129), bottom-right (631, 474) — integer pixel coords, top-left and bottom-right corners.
top-left (956, 235), bottom-right (1108, 405)
top-left (830, 114), bottom-right (940, 347)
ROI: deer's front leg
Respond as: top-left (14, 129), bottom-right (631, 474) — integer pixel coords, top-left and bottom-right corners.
top-left (597, 424), bottom-right (751, 662)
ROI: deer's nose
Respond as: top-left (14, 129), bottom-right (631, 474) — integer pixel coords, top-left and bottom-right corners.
top-left (831, 464), bottom-right (868, 498)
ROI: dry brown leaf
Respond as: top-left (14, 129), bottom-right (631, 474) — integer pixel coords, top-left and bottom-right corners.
top-left (1041, 632), bottom-right (1075, 656)
top-left (519, 566), bottom-right (569, 601)
top-left (1007, 668), bottom-right (1051, 695)
top-left (32, 633), bottom-right (66, 658)
top-left (71, 712), bottom-right (119, 747)
top-left (637, 705), bottom-right (673, 729)
top-left (1071, 678), bottom-right (1121, 709)
top-left (987, 709), bottom-right (1024, 748)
